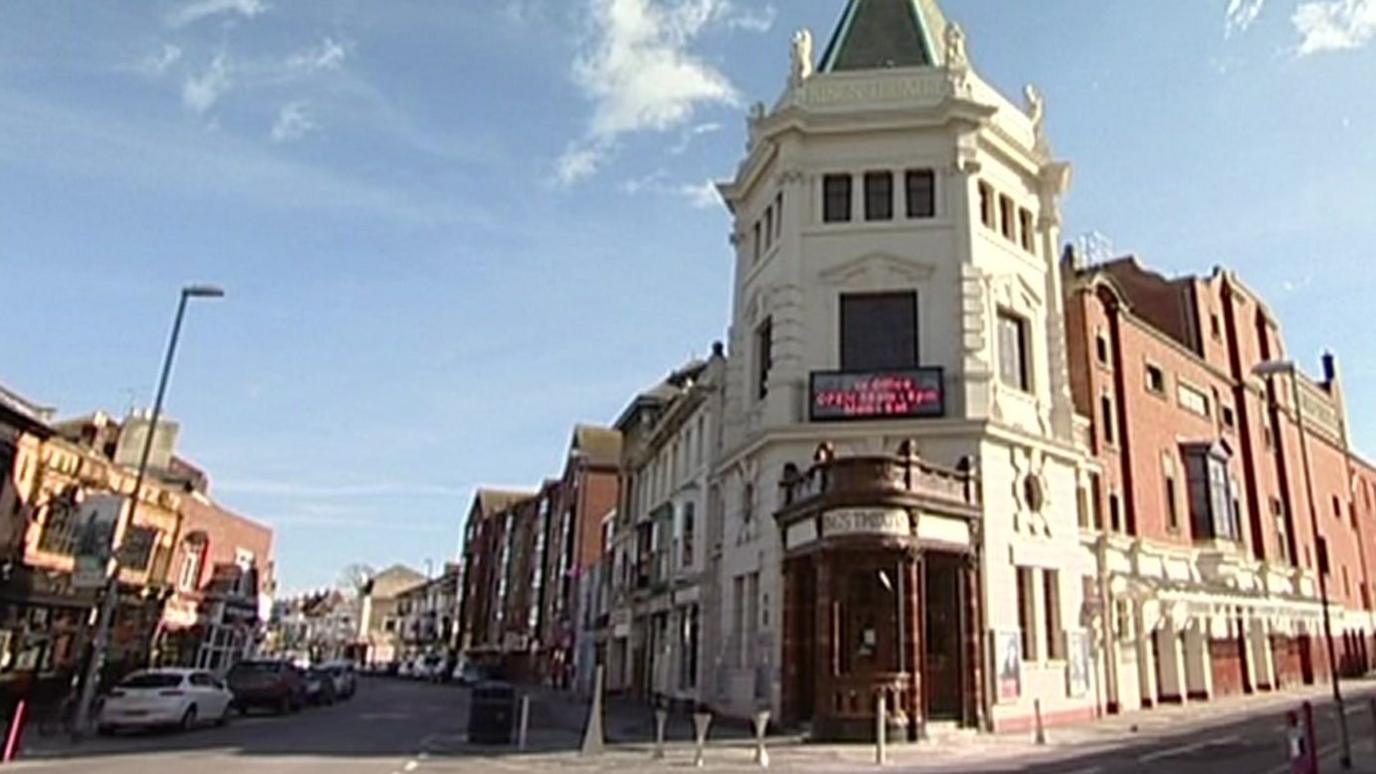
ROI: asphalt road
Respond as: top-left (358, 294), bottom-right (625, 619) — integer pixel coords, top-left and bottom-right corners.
top-left (12, 677), bottom-right (473, 774)
top-left (13, 677), bottom-right (1376, 773)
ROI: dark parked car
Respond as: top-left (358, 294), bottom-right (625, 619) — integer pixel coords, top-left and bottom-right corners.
top-left (226, 660), bottom-right (306, 715)
top-left (304, 668), bottom-right (338, 705)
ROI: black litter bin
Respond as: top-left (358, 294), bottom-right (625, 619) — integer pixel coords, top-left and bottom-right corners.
top-left (466, 681), bottom-right (516, 745)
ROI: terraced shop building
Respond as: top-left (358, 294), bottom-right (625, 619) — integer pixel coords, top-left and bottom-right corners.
top-left (711, 0), bottom-right (1096, 739)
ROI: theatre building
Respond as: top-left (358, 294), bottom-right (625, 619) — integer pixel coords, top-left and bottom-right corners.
top-left (711, 0), bottom-right (1097, 738)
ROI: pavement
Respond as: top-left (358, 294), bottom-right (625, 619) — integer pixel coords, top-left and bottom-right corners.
top-left (11, 675), bottom-right (1376, 772)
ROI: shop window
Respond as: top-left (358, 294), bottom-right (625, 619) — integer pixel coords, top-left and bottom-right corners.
top-left (905, 169), bottom-right (935, 218)
top-left (840, 292), bottom-right (918, 371)
top-left (823, 174), bottom-right (852, 223)
top-left (118, 526), bottom-right (158, 571)
top-left (864, 171), bottom-right (894, 221)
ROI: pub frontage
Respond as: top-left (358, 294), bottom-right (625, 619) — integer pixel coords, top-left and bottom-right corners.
top-left (777, 443), bottom-right (983, 740)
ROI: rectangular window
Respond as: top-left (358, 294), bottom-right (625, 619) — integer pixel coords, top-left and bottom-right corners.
top-left (752, 221), bottom-right (761, 263)
top-left (118, 526), bottom-right (158, 571)
top-left (999, 195), bottom-right (1016, 240)
top-left (864, 171), bottom-right (894, 221)
top-left (1019, 208), bottom-right (1035, 253)
top-left (1100, 394), bottom-right (1116, 446)
top-left (978, 182), bottom-right (994, 228)
top-left (1184, 447), bottom-right (1238, 541)
top-left (823, 174), bottom-right (852, 223)
top-left (905, 169), bottom-right (935, 218)
top-left (997, 310), bottom-right (1032, 392)
top-left (764, 207), bottom-right (774, 250)
top-left (774, 192), bottom-right (783, 239)
top-left (1222, 405), bottom-right (1236, 429)
top-left (1109, 492), bottom-right (1122, 533)
top-left (1017, 567), bottom-right (1037, 662)
top-left (731, 576), bottom-right (745, 667)
top-left (682, 502), bottom-right (695, 568)
top-left (1164, 453), bottom-right (1180, 532)
top-left (1146, 364), bottom-right (1166, 395)
top-left (1043, 570), bottom-right (1063, 660)
top-left (840, 292), bottom-right (919, 371)
top-left (1077, 485), bottom-right (1090, 529)
top-left (1271, 497), bottom-right (1290, 564)
top-left (755, 317), bottom-right (772, 400)
top-left (1095, 333), bottom-right (1110, 366)
top-left (1090, 473), bottom-right (1104, 530)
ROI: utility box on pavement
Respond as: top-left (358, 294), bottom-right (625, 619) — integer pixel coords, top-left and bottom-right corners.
top-left (467, 682), bottom-right (517, 745)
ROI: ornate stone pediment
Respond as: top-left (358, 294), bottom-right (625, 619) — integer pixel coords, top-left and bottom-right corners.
top-left (818, 252), bottom-right (939, 290)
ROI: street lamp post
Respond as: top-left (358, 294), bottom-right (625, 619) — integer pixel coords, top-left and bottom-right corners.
top-left (1255, 359), bottom-right (1351, 770)
top-left (72, 285), bottom-right (224, 738)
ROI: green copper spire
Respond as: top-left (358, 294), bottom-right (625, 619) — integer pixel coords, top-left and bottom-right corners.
top-left (818, 0), bottom-right (950, 73)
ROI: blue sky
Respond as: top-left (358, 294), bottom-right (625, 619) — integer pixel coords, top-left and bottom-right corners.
top-left (2, 0), bottom-right (1374, 594)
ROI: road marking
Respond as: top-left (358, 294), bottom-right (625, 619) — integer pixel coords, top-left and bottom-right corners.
top-left (1137, 734), bottom-right (1239, 763)
top-left (403, 761), bottom-right (418, 772)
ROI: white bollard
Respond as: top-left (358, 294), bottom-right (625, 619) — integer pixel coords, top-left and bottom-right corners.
top-left (875, 695), bottom-right (888, 766)
top-left (517, 694), bottom-right (530, 750)
top-left (580, 665), bottom-right (605, 757)
top-left (692, 711), bottom-right (712, 768)
top-left (753, 710), bottom-right (771, 768)
top-left (653, 708), bottom-right (668, 760)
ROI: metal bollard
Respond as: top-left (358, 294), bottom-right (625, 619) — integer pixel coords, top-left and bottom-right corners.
top-left (517, 694), bottom-right (530, 751)
top-left (875, 695), bottom-right (888, 766)
top-left (1034, 698), bottom-right (1046, 746)
top-left (653, 708), bottom-right (668, 760)
top-left (753, 710), bottom-right (771, 769)
top-left (692, 711), bottom-right (712, 768)
top-left (580, 665), bottom-right (605, 757)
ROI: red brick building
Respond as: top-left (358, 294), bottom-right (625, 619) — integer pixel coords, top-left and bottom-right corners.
top-left (1064, 253), bottom-right (1376, 712)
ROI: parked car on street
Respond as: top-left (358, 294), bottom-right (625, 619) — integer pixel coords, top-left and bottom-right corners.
top-left (98, 669), bottom-right (233, 734)
top-left (413, 654), bottom-right (446, 682)
top-left (304, 667), bottom-right (338, 705)
top-left (226, 660), bottom-right (307, 715)
top-left (320, 661), bottom-right (356, 698)
top-left (454, 663), bottom-right (486, 686)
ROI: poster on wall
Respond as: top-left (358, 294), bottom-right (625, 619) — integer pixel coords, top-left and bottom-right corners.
top-left (995, 631), bottom-right (1022, 702)
top-left (1066, 631), bottom-right (1092, 697)
top-left (73, 494), bottom-right (125, 589)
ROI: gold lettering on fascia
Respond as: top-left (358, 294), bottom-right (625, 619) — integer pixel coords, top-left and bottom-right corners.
top-left (823, 508), bottom-right (910, 538)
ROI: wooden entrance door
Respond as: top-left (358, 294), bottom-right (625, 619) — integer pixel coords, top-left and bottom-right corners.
top-left (924, 554), bottom-right (964, 720)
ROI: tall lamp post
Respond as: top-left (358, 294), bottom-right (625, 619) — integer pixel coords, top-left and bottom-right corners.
top-left (1255, 359), bottom-right (1350, 769)
top-left (73, 284), bottom-right (224, 737)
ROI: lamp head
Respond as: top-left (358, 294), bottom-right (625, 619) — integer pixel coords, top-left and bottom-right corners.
top-left (183, 284), bottom-right (226, 299)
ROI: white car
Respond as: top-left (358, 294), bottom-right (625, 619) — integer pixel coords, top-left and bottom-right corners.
top-left (99, 668), bottom-right (234, 734)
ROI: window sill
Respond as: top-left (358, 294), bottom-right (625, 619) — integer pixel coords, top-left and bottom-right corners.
top-left (802, 218), bottom-right (953, 238)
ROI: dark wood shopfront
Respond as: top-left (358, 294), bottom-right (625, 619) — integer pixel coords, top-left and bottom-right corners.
top-left (777, 446), bottom-right (983, 741)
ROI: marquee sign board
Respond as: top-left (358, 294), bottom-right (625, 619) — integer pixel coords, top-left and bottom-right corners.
top-left (809, 368), bottom-right (944, 422)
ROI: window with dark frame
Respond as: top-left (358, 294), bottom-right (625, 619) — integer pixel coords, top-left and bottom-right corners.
top-left (1043, 570), bottom-right (1063, 660)
top-left (978, 182), bottom-right (995, 228)
top-left (997, 310), bottom-right (1032, 392)
top-left (1184, 445), bottom-right (1240, 542)
top-left (1109, 492), bottom-right (1122, 532)
top-left (1096, 333), bottom-right (1110, 366)
top-left (840, 292), bottom-right (919, 372)
top-left (1146, 364), bottom-right (1166, 395)
top-left (774, 192), bottom-right (783, 239)
top-left (1090, 473), bottom-right (1104, 530)
top-left (752, 222), bottom-right (761, 263)
top-left (1101, 394), bottom-right (1116, 446)
top-left (864, 171), bottom-right (894, 221)
top-left (999, 194), bottom-right (1016, 240)
top-left (1164, 454), bottom-right (1180, 531)
top-left (1019, 208), bottom-right (1035, 253)
top-left (1017, 567), bottom-right (1036, 661)
top-left (764, 207), bottom-right (774, 251)
top-left (905, 169), bottom-right (935, 218)
top-left (823, 174), bottom-right (852, 223)
top-left (754, 317), bottom-right (772, 400)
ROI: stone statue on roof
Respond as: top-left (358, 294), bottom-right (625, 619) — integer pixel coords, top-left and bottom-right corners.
top-left (1025, 84), bottom-right (1049, 153)
top-left (944, 22), bottom-right (968, 70)
top-left (790, 28), bottom-right (814, 87)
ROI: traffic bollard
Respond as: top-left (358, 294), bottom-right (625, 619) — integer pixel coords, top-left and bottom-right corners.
top-left (653, 708), bottom-right (668, 760)
top-left (3, 699), bottom-right (27, 763)
top-left (753, 710), bottom-right (771, 769)
top-left (1286, 705), bottom-right (1318, 774)
top-left (580, 665), bottom-right (605, 757)
top-left (875, 695), bottom-right (887, 766)
top-left (692, 711), bottom-right (712, 768)
top-left (1034, 698), bottom-right (1047, 745)
top-left (517, 694), bottom-right (530, 751)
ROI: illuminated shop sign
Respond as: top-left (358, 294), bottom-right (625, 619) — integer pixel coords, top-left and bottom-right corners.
top-left (809, 368), bottom-right (945, 422)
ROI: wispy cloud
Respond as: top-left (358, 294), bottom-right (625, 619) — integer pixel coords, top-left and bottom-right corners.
top-left (669, 121), bottom-right (723, 154)
top-left (1293, 0), bottom-right (1376, 54)
top-left (182, 53), bottom-right (231, 115)
top-left (555, 0), bottom-right (769, 185)
top-left (141, 44), bottom-right (183, 76)
top-left (285, 37), bottom-right (349, 75)
top-left (1226, 0), bottom-right (1268, 35)
top-left (270, 101), bottom-right (316, 142)
top-left (166, 0), bottom-right (268, 29)
top-left (619, 170), bottom-right (721, 208)
top-left (217, 478), bottom-right (468, 498)
top-left (0, 90), bottom-right (488, 226)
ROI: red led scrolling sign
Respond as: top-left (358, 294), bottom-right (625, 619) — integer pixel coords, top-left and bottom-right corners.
top-left (809, 368), bottom-right (945, 421)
